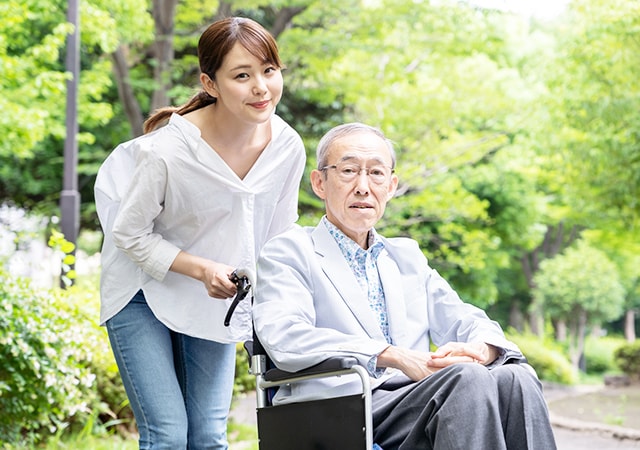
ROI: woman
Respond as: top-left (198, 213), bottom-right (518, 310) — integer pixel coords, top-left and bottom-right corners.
top-left (94, 17), bottom-right (305, 449)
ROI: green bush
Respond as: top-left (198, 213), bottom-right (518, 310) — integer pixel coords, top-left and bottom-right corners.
top-left (584, 335), bottom-right (626, 375)
top-left (234, 342), bottom-right (256, 397)
top-left (0, 260), bottom-right (256, 447)
top-left (0, 269), bottom-right (99, 446)
top-left (62, 281), bottom-right (134, 436)
top-left (505, 330), bottom-right (578, 384)
top-left (614, 340), bottom-right (640, 381)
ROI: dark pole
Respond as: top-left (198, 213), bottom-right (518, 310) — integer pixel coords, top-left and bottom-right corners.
top-left (60, 0), bottom-right (80, 287)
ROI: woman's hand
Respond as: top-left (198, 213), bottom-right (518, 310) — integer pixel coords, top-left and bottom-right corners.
top-left (201, 260), bottom-right (237, 298)
top-left (170, 251), bottom-right (237, 298)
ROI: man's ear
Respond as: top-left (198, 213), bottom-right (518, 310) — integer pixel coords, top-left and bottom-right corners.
top-left (310, 169), bottom-right (326, 200)
top-left (387, 174), bottom-right (399, 199)
top-left (200, 73), bottom-right (218, 98)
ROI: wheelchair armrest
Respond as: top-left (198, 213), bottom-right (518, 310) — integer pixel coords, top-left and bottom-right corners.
top-left (264, 356), bottom-right (359, 383)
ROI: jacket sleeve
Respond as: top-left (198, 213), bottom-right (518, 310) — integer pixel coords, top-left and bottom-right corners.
top-left (424, 265), bottom-right (523, 361)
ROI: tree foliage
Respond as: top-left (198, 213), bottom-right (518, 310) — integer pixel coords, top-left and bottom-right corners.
top-left (532, 239), bottom-right (625, 366)
top-left (1, 0), bottom-right (638, 336)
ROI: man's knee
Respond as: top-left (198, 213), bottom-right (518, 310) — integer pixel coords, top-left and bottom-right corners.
top-left (491, 363), bottom-right (541, 387)
top-left (490, 363), bottom-right (546, 411)
top-left (441, 363), bottom-right (498, 401)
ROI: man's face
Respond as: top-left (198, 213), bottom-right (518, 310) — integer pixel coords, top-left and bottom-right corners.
top-left (311, 131), bottom-right (398, 248)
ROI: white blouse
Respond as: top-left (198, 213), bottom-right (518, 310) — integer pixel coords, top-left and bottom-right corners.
top-left (95, 113), bottom-right (305, 342)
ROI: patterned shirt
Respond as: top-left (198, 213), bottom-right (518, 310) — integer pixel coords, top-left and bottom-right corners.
top-left (323, 217), bottom-right (391, 344)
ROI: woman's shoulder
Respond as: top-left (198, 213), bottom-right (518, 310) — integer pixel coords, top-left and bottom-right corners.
top-left (134, 115), bottom-right (195, 157)
top-left (271, 114), bottom-right (304, 146)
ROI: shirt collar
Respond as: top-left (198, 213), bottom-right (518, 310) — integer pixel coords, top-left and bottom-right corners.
top-left (322, 216), bottom-right (385, 260)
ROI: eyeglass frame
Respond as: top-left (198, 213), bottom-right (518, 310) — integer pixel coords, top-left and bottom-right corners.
top-left (319, 161), bottom-right (395, 185)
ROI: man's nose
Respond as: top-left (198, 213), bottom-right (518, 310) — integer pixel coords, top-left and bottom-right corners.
top-left (354, 169), bottom-right (370, 194)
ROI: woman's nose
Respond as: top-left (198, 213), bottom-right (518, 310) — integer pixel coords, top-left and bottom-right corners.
top-left (253, 76), bottom-right (267, 95)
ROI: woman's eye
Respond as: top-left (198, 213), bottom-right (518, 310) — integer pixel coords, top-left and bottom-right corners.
top-left (235, 73), bottom-right (249, 79)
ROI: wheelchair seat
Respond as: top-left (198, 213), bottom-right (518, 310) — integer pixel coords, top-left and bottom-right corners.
top-left (245, 339), bottom-right (376, 450)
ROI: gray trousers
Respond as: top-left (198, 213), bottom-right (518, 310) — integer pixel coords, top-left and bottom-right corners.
top-left (372, 363), bottom-right (557, 450)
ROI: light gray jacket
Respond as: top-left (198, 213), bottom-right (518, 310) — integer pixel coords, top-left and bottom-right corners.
top-left (253, 221), bottom-right (523, 404)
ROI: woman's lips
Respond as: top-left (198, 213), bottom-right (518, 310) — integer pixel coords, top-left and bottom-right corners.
top-left (249, 100), bottom-right (270, 109)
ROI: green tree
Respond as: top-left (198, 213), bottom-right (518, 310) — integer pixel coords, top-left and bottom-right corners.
top-left (0, 0), bottom-right (136, 219)
top-left (550, 0), bottom-right (640, 223)
top-left (280, 0), bottom-right (552, 306)
top-left (532, 239), bottom-right (625, 368)
top-left (531, 0), bottom-right (640, 338)
top-left (3, 0), bottom-right (638, 342)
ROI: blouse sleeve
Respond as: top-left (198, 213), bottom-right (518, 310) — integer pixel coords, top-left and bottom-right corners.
top-left (111, 146), bottom-right (181, 281)
top-left (265, 131), bottom-right (306, 241)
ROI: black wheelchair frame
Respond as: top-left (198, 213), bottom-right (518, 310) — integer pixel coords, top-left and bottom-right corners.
top-left (245, 338), bottom-right (373, 450)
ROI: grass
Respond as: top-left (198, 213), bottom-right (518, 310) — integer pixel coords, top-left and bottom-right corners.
top-left (228, 420), bottom-right (259, 450)
top-left (39, 434), bottom-right (138, 450)
top-left (31, 420), bottom-right (258, 450)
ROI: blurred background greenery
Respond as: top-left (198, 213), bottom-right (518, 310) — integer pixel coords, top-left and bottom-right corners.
top-left (1, 0), bottom-right (639, 447)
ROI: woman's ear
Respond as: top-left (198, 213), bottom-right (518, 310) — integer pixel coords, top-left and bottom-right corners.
top-left (310, 169), bottom-right (326, 200)
top-left (200, 73), bottom-right (218, 98)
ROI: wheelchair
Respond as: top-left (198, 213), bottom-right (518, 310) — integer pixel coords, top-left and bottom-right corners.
top-left (244, 338), bottom-right (374, 450)
top-left (227, 270), bottom-right (376, 450)
top-left (228, 270), bottom-right (539, 450)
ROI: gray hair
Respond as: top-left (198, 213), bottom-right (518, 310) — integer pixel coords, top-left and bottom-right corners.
top-left (316, 123), bottom-right (397, 169)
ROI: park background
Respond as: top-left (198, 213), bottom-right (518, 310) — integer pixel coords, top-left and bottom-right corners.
top-left (1, 0), bottom-right (639, 448)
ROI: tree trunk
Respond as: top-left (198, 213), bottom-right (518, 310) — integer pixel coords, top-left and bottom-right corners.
top-left (529, 309), bottom-right (544, 336)
top-left (569, 310), bottom-right (587, 370)
top-left (508, 300), bottom-right (523, 331)
top-left (625, 309), bottom-right (637, 342)
top-left (112, 45), bottom-right (144, 137)
top-left (150, 0), bottom-right (179, 112)
top-left (271, 7), bottom-right (308, 37)
top-left (555, 319), bottom-right (567, 342)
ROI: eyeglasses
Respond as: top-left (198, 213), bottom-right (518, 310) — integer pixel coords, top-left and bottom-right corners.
top-left (320, 162), bottom-right (394, 185)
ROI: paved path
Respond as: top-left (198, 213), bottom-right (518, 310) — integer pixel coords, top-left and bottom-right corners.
top-left (543, 383), bottom-right (640, 449)
top-left (554, 426), bottom-right (640, 449)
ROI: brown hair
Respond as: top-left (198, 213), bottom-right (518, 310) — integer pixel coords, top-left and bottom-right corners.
top-left (143, 17), bottom-right (283, 133)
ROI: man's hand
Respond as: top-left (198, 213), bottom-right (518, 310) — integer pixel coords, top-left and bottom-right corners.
top-left (427, 342), bottom-right (499, 369)
top-left (376, 346), bottom-right (438, 381)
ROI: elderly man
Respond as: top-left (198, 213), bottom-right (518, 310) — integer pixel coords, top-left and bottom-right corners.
top-left (253, 123), bottom-right (556, 450)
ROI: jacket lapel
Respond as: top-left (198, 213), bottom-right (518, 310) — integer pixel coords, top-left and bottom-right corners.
top-left (377, 250), bottom-right (409, 348)
top-left (311, 225), bottom-right (387, 341)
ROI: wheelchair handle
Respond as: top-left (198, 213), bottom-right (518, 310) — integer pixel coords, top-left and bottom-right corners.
top-left (224, 269), bottom-right (252, 326)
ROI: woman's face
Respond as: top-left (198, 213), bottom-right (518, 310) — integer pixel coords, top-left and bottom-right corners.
top-left (203, 42), bottom-right (283, 125)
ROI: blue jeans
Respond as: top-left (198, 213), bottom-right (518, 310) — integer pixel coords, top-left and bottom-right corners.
top-left (107, 291), bottom-right (235, 449)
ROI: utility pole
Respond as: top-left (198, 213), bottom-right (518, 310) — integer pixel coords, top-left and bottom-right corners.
top-left (60, 0), bottom-right (80, 287)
